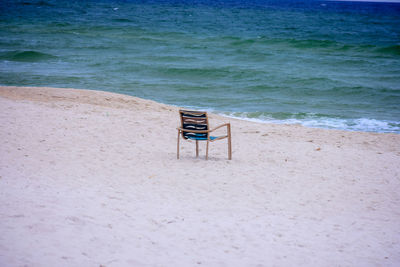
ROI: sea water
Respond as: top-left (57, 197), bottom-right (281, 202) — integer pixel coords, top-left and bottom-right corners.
top-left (1, 0), bottom-right (399, 133)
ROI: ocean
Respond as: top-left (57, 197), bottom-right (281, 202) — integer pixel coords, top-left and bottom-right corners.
top-left (1, 0), bottom-right (399, 133)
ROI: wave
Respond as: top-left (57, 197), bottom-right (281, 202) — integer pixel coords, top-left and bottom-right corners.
top-left (111, 18), bottom-right (134, 23)
top-left (375, 45), bottom-right (400, 56)
top-left (156, 66), bottom-right (235, 79)
top-left (219, 36), bottom-right (344, 50)
top-left (222, 111), bottom-right (400, 133)
top-left (221, 36), bottom-right (400, 59)
top-left (20, 1), bottom-right (54, 7)
top-left (0, 50), bottom-right (57, 62)
top-left (327, 86), bottom-right (371, 95)
top-left (207, 35), bottom-right (400, 57)
top-left (286, 38), bottom-right (340, 49)
top-left (230, 38), bottom-right (257, 47)
top-left (146, 55), bottom-right (198, 63)
top-left (49, 22), bottom-right (72, 27)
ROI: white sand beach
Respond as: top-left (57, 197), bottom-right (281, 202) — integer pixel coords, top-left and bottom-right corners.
top-left (0, 86), bottom-right (399, 266)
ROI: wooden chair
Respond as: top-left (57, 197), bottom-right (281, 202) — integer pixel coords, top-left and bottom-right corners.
top-left (177, 110), bottom-right (232, 160)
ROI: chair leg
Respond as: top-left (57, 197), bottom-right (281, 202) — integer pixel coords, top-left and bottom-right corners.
top-left (227, 124), bottom-right (232, 160)
top-left (177, 130), bottom-right (180, 159)
top-left (196, 140), bottom-right (199, 157)
top-left (206, 140), bottom-right (209, 160)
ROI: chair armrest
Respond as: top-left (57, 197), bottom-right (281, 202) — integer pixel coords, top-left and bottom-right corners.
top-left (210, 123), bottom-right (230, 132)
top-left (177, 127), bottom-right (211, 133)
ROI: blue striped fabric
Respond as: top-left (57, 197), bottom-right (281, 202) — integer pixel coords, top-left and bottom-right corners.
top-left (186, 135), bottom-right (218, 141)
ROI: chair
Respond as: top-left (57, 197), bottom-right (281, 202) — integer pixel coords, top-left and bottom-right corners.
top-left (177, 110), bottom-right (232, 160)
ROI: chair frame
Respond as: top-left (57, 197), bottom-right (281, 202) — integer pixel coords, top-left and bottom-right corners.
top-left (177, 110), bottom-right (232, 160)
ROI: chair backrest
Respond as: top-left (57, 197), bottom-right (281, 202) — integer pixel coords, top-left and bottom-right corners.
top-left (179, 110), bottom-right (209, 140)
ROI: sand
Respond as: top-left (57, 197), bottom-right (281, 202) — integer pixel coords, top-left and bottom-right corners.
top-left (0, 86), bottom-right (399, 267)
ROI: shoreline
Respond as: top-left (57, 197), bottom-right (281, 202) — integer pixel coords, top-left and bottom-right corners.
top-left (1, 86), bottom-right (399, 266)
top-left (2, 85), bottom-right (399, 135)
top-left (220, 112), bottom-right (400, 135)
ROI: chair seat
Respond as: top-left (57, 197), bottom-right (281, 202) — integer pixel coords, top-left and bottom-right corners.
top-left (187, 135), bottom-right (219, 141)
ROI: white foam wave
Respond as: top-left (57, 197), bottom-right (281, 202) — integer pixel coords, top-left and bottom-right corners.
top-left (220, 112), bottom-right (400, 133)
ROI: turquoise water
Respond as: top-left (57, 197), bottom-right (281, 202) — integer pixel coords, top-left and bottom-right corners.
top-left (1, 0), bottom-right (400, 132)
